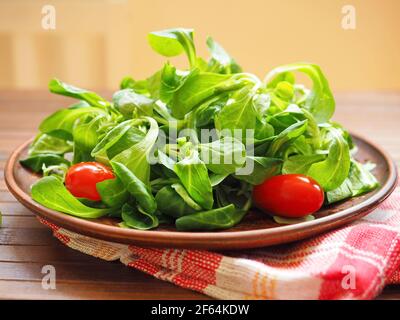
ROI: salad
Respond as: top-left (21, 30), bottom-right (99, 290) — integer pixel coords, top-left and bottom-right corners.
top-left (21, 28), bottom-right (379, 231)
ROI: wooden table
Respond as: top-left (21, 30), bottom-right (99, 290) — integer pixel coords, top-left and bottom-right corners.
top-left (0, 90), bottom-right (399, 300)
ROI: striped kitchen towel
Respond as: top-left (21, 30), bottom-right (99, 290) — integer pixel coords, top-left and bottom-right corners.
top-left (38, 186), bottom-right (400, 300)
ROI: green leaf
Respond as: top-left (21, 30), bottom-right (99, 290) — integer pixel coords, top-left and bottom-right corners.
top-left (210, 173), bottom-right (228, 187)
top-left (42, 163), bottom-right (69, 179)
top-left (159, 62), bottom-right (190, 104)
top-left (274, 81), bottom-right (294, 100)
top-left (170, 71), bottom-right (242, 119)
top-left (145, 70), bottom-right (163, 99)
top-left (91, 120), bottom-right (132, 160)
top-left (266, 72), bottom-right (295, 88)
top-left (271, 105), bottom-right (320, 150)
top-left (173, 150), bottom-right (213, 210)
top-left (111, 117), bottom-right (159, 184)
top-left (148, 28), bottom-right (197, 67)
top-left (282, 154), bottom-right (326, 175)
top-left (199, 137), bottom-right (246, 175)
top-left (96, 177), bottom-right (129, 208)
top-left (156, 211), bottom-right (174, 225)
top-left (72, 144), bottom-right (94, 164)
top-left (267, 105), bottom-right (301, 133)
top-left (158, 150), bottom-right (176, 171)
top-left (326, 160), bottom-right (379, 204)
top-left (121, 203), bottom-right (158, 230)
top-left (29, 134), bottom-right (72, 155)
top-left (106, 127), bottom-right (145, 159)
top-left (49, 78), bottom-right (110, 109)
top-left (265, 63), bottom-right (335, 123)
top-left (175, 204), bottom-right (246, 231)
top-left (171, 183), bottom-right (203, 211)
top-left (206, 36), bottom-right (242, 74)
top-left (253, 93), bottom-right (271, 120)
top-left (111, 161), bottom-right (157, 214)
top-left (235, 156), bottom-right (282, 185)
top-left (91, 119), bottom-right (146, 164)
top-left (193, 98), bottom-right (224, 128)
top-left (73, 115), bottom-right (104, 153)
top-left (254, 119), bottom-right (275, 141)
top-left (71, 115), bottom-right (104, 163)
top-left (287, 135), bottom-right (313, 156)
top-left (31, 176), bottom-right (112, 218)
top-left (155, 186), bottom-right (197, 218)
top-left (215, 85), bottom-right (258, 140)
top-left (267, 120), bottom-right (308, 157)
top-left (20, 154), bottom-right (70, 173)
top-left (39, 107), bottom-right (106, 140)
top-left (113, 89), bottom-right (154, 118)
top-left (307, 127), bottom-right (350, 191)
top-left (119, 72), bottom-right (163, 98)
top-left (119, 76), bottom-right (150, 94)
top-left (120, 76), bottom-right (136, 90)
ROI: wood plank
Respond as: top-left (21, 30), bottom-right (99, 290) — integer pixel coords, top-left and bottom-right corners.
top-left (0, 271), bottom-right (393, 300)
top-left (0, 245), bottom-right (99, 263)
top-left (0, 202), bottom-right (34, 216)
top-left (1, 216), bottom-right (45, 229)
top-left (0, 245), bottom-right (395, 300)
top-left (0, 191), bottom-right (16, 202)
top-left (0, 180), bottom-right (9, 191)
top-left (0, 260), bottom-right (177, 283)
top-left (0, 280), bottom-right (208, 300)
top-left (0, 228), bottom-right (55, 245)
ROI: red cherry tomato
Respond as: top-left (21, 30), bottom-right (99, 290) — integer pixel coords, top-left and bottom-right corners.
top-left (65, 162), bottom-right (115, 201)
top-left (252, 174), bottom-right (324, 218)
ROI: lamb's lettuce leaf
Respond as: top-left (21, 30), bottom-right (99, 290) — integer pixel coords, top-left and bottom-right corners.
top-left (31, 176), bottom-right (112, 218)
top-left (49, 78), bottom-right (110, 109)
top-left (148, 28), bottom-right (197, 67)
top-left (326, 160), bottom-right (379, 204)
top-left (265, 63), bottom-right (335, 123)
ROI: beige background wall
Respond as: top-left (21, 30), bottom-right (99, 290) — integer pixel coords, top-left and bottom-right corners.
top-left (0, 0), bottom-right (399, 91)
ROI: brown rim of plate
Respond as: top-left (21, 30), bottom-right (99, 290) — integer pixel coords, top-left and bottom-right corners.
top-left (4, 132), bottom-right (398, 250)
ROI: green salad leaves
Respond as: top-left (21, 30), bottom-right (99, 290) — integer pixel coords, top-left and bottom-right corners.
top-left (22, 28), bottom-right (379, 231)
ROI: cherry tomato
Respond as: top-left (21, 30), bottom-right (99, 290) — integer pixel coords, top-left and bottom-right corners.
top-left (252, 174), bottom-right (324, 218)
top-left (65, 162), bottom-right (115, 201)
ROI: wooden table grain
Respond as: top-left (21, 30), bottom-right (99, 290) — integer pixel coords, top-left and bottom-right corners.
top-left (0, 90), bottom-right (399, 300)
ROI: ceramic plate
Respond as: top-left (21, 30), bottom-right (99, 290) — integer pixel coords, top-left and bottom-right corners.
top-left (5, 134), bottom-right (398, 250)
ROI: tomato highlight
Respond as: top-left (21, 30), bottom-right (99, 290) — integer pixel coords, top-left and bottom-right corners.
top-left (65, 162), bottom-right (115, 201)
top-left (252, 174), bottom-right (324, 218)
